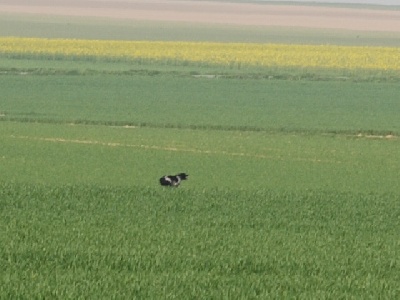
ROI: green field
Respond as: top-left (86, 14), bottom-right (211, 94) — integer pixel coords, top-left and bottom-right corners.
top-left (1, 70), bottom-right (399, 133)
top-left (2, 183), bottom-right (399, 298)
top-left (1, 12), bottom-right (400, 299)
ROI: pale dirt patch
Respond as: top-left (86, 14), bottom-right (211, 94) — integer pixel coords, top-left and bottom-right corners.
top-left (1, 0), bottom-right (400, 32)
top-left (385, 134), bottom-right (396, 139)
top-left (354, 133), bottom-right (398, 139)
top-left (109, 125), bottom-right (138, 129)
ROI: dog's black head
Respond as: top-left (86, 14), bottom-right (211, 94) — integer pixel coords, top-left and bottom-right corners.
top-left (177, 173), bottom-right (188, 180)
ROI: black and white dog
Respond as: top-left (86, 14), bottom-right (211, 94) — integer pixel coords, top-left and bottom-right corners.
top-left (159, 173), bottom-right (188, 187)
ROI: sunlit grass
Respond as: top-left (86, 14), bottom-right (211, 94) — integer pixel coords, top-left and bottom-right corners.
top-left (1, 182), bottom-right (399, 298)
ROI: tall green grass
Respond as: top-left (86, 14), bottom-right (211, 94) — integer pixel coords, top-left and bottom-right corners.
top-left (1, 183), bottom-right (399, 298)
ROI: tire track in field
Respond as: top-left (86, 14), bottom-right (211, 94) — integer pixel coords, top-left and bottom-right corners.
top-left (11, 135), bottom-right (342, 164)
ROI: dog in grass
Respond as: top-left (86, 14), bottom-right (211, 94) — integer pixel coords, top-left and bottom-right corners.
top-left (159, 173), bottom-right (188, 187)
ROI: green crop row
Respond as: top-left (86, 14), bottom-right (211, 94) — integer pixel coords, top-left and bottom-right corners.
top-left (1, 72), bottom-right (399, 135)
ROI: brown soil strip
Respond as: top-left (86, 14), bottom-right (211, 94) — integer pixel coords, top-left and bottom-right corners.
top-left (1, 0), bottom-right (400, 32)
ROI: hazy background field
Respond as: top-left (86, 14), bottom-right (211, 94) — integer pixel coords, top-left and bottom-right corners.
top-left (1, 14), bottom-right (400, 46)
top-left (269, 0), bottom-right (400, 5)
top-left (1, 1), bottom-right (400, 298)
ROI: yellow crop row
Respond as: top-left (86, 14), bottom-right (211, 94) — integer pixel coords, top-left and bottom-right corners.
top-left (1, 37), bottom-right (399, 70)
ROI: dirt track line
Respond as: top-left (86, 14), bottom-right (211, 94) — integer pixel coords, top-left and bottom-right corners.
top-left (12, 135), bottom-right (342, 164)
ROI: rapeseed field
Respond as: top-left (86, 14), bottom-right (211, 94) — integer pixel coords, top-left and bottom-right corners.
top-left (1, 37), bottom-right (399, 70)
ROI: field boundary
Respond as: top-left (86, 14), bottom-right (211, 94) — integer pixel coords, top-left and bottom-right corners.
top-left (2, 118), bottom-right (399, 138)
top-left (11, 135), bottom-right (344, 164)
top-left (1, 65), bottom-right (399, 82)
top-left (2, 116), bottom-right (399, 138)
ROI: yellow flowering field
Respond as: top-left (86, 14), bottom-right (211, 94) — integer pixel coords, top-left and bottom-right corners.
top-left (1, 37), bottom-right (399, 70)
